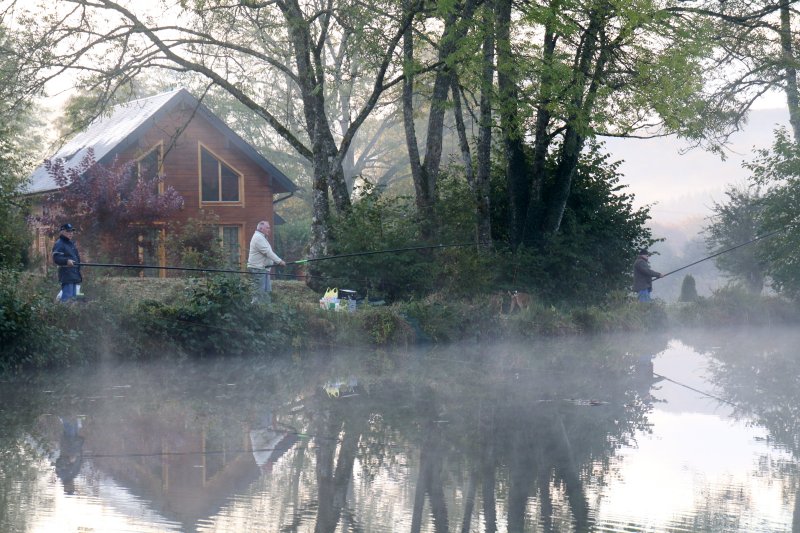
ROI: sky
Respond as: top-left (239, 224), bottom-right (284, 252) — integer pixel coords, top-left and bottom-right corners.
top-left (603, 95), bottom-right (790, 230)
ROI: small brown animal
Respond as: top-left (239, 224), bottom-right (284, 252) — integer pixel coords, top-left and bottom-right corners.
top-left (508, 290), bottom-right (532, 313)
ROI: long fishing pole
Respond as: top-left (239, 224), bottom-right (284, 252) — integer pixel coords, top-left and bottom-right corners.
top-left (658, 222), bottom-right (794, 279)
top-left (74, 241), bottom-right (485, 274)
top-left (291, 241), bottom-right (483, 265)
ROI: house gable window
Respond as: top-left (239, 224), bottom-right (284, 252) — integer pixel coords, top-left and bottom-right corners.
top-left (138, 145), bottom-right (162, 179)
top-left (137, 144), bottom-right (163, 194)
top-left (200, 145), bottom-right (242, 203)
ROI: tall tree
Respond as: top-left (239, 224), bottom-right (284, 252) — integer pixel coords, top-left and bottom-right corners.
top-left (488, 0), bottom-right (761, 247)
top-left (402, 0), bottom-right (478, 238)
top-left (6, 0), bottom-right (425, 259)
top-left (0, 25), bottom-right (41, 269)
top-left (704, 184), bottom-right (767, 293)
top-left (740, 128), bottom-right (800, 297)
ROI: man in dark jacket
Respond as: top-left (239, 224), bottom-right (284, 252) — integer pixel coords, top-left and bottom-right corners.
top-left (633, 249), bottom-right (662, 302)
top-left (52, 223), bottom-right (82, 302)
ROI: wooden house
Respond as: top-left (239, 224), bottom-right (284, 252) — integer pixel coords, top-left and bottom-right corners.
top-left (25, 88), bottom-right (297, 269)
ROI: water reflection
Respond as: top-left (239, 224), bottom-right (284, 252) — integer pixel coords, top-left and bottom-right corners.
top-left (2, 329), bottom-right (800, 531)
top-left (693, 328), bottom-right (800, 533)
top-left (54, 416), bottom-right (84, 494)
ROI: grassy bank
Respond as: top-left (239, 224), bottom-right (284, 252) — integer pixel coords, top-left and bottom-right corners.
top-left (2, 273), bottom-right (799, 371)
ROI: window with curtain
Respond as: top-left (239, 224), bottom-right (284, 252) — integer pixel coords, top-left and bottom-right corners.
top-left (221, 226), bottom-right (241, 267)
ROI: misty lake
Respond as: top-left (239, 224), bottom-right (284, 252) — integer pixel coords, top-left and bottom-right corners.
top-left (1, 326), bottom-right (798, 533)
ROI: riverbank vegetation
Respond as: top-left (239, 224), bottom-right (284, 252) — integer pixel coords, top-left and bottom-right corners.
top-left (4, 1), bottom-right (800, 371)
top-left (3, 271), bottom-right (798, 373)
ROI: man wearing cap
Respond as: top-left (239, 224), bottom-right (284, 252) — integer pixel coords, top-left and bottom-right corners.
top-left (247, 220), bottom-right (286, 303)
top-left (52, 223), bottom-right (82, 302)
top-left (633, 249), bottom-right (662, 302)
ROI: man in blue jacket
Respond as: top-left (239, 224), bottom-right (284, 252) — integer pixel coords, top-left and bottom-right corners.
top-left (52, 223), bottom-right (82, 302)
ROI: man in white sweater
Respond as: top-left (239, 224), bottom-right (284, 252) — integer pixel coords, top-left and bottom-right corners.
top-left (247, 220), bottom-right (286, 302)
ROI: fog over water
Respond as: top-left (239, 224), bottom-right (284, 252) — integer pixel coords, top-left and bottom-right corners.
top-left (1, 326), bottom-right (799, 532)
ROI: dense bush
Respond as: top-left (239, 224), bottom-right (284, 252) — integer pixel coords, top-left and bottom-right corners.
top-left (489, 143), bottom-right (656, 305)
top-left (679, 275), bottom-right (699, 302)
top-left (673, 283), bottom-right (799, 327)
top-left (130, 274), bottom-right (288, 357)
top-left (317, 185), bottom-right (434, 301)
top-left (164, 212), bottom-right (230, 272)
top-left (0, 271), bottom-right (71, 370)
top-left (7, 272), bottom-right (800, 375)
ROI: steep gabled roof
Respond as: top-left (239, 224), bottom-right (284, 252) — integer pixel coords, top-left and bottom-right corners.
top-left (25, 88), bottom-right (296, 195)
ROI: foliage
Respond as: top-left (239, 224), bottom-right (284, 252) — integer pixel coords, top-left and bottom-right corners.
top-left (0, 197), bottom-right (33, 270)
top-left (673, 283), bottom-right (799, 327)
top-left (354, 306), bottom-right (416, 346)
top-left (318, 184), bottom-right (431, 301)
top-left (131, 274), bottom-right (288, 357)
top-left (400, 296), bottom-right (491, 344)
top-left (0, 27), bottom-right (38, 270)
top-left (679, 274), bottom-right (699, 302)
top-left (491, 143), bottom-right (656, 304)
top-left (738, 128), bottom-right (800, 298)
top-left (39, 151), bottom-right (184, 265)
top-left (433, 175), bottom-right (495, 296)
top-left (164, 211), bottom-right (228, 272)
top-left (704, 184), bottom-right (766, 293)
top-left (319, 179), bottom-right (501, 301)
top-left (271, 198), bottom-right (312, 282)
top-left (0, 271), bottom-right (71, 371)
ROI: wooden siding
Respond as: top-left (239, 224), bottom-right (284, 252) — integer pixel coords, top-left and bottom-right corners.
top-left (116, 105), bottom-right (276, 266)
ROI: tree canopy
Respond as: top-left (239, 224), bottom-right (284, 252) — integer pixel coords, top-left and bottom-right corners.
top-left (1, 0), bottom-right (791, 301)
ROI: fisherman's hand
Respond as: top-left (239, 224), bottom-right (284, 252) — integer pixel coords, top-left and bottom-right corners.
top-left (279, 260), bottom-right (286, 266)
top-left (66, 259), bottom-right (74, 267)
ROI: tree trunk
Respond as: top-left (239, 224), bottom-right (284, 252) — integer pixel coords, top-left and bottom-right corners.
top-left (460, 469), bottom-right (478, 533)
top-left (422, 0), bottom-right (478, 189)
top-left (283, 1), bottom-right (339, 259)
top-left (541, 1), bottom-right (609, 233)
top-left (481, 444), bottom-right (498, 533)
top-left (541, 125), bottom-right (583, 233)
top-left (523, 19), bottom-right (558, 245)
top-left (402, 0), bottom-right (433, 236)
top-left (475, 0), bottom-right (495, 250)
top-left (496, 0), bottom-right (531, 248)
top-left (451, 76), bottom-right (474, 190)
top-left (780, 0), bottom-right (800, 143)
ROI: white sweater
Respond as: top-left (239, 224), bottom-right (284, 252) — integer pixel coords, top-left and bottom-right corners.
top-left (247, 231), bottom-right (282, 269)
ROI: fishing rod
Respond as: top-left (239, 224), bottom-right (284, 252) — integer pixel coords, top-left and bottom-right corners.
top-left (658, 222), bottom-right (795, 279)
top-left (291, 241), bottom-right (485, 265)
top-left (73, 241), bottom-right (486, 274)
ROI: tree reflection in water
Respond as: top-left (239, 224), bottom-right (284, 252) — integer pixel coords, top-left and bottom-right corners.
top-left (306, 336), bottom-right (665, 532)
top-left (0, 334), bottom-right (670, 532)
top-left (693, 328), bottom-right (800, 533)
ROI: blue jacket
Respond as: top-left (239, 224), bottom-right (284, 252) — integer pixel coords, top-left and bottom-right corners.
top-left (52, 235), bottom-right (82, 284)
